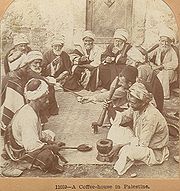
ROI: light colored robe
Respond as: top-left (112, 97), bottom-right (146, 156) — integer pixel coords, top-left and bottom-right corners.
top-left (11, 104), bottom-right (45, 152)
top-left (71, 44), bottom-right (102, 89)
top-left (150, 47), bottom-right (178, 99)
top-left (107, 104), bottom-right (169, 175)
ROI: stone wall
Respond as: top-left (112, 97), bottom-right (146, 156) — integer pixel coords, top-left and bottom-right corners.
top-left (132, 0), bottom-right (178, 49)
top-left (1, 0), bottom-right (86, 53)
top-left (1, 0), bottom-right (178, 53)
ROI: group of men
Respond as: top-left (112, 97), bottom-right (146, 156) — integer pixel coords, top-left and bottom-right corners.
top-left (0, 26), bottom-right (179, 175)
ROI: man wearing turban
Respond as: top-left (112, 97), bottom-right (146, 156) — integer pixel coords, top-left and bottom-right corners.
top-left (42, 36), bottom-right (72, 84)
top-left (3, 79), bottom-right (65, 174)
top-left (1, 51), bottom-right (58, 134)
top-left (99, 28), bottom-right (132, 90)
top-left (3, 33), bottom-right (31, 74)
top-left (105, 82), bottom-right (169, 175)
top-left (149, 27), bottom-right (179, 99)
top-left (126, 46), bottom-right (164, 113)
top-left (64, 30), bottom-right (102, 91)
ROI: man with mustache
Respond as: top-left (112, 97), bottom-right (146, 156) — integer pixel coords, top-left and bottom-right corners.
top-left (42, 37), bottom-right (72, 84)
top-left (1, 51), bottom-right (58, 135)
top-left (99, 29), bottom-right (132, 90)
top-left (126, 46), bottom-right (164, 113)
top-left (64, 30), bottom-right (102, 91)
top-left (3, 33), bottom-right (31, 74)
top-left (105, 82), bottom-right (169, 175)
top-left (149, 27), bottom-right (178, 100)
top-left (3, 79), bottom-right (65, 174)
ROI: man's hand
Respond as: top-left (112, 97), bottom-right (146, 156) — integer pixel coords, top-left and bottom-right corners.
top-left (79, 56), bottom-right (89, 62)
top-left (46, 76), bottom-right (56, 84)
top-left (108, 144), bottom-right (123, 158)
top-left (136, 77), bottom-right (144, 83)
top-left (105, 56), bottom-right (113, 63)
top-left (43, 133), bottom-right (53, 142)
top-left (84, 64), bottom-right (94, 71)
top-left (103, 99), bottom-right (116, 119)
top-left (51, 56), bottom-right (61, 66)
top-left (103, 100), bottom-right (113, 110)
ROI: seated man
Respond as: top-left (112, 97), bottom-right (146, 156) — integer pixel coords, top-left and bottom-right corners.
top-left (106, 82), bottom-right (169, 175)
top-left (64, 30), bottom-right (102, 91)
top-left (4, 33), bottom-right (31, 74)
top-left (1, 51), bottom-right (59, 134)
top-left (3, 79), bottom-right (65, 174)
top-left (80, 65), bottom-right (138, 110)
top-left (42, 36), bottom-right (72, 84)
top-left (99, 28), bottom-right (131, 90)
top-left (126, 46), bottom-right (164, 113)
top-left (80, 65), bottom-right (138, 128)
top-left (149, 27), bottom-right (178, 99)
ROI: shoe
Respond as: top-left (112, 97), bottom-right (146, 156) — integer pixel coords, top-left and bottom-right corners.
top-left (57, 142), bottom-right (66, 147)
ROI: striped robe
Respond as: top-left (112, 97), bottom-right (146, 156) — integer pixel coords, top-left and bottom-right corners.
top-left (1, 71), bottom-right (25, 132)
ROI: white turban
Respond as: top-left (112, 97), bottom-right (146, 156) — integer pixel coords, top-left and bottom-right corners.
top-left (82, 30), bottom-right (95, 40)
top-left (24, 78), bottom-right (49, 101)
top-left (20, 51), bottom-right (43, 68)
top-left (113, 28), bottom-right (128, 41)
top-left (13, 33), bottom-right (29, 46)
top-left (129, 82), bottom-right (152, 102)
top-left (51, 36), bottom-right (65, 46)
top-left (127, 46), bottom-right (146, 63)
top-left (159, 27), bottom-right (175, 41)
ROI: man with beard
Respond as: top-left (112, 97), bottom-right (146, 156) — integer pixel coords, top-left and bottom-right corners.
top-left (1, 51), bottom-right (58, 134)
top-left (105, 82), bottom-right (169, 175)
top-left (126, 46), bottom-right (164, 113)
top-left (4, 33), bottom-right (31, 74)
top-left (42, 37), bottom-right (72, 84)
top-left (99, 29), bottom-right (132, 90)
top-left (149, 27), bottom-right (178, 99)
top-left (3, 79), bottom-right (65, 174)
top-left (64, 30), bottom-right (102, 91)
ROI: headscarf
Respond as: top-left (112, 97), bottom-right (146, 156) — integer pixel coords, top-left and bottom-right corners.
top-left (113, 28), bottom-right (128, 41)
top-left (13, 33), bottom-right (29, 46)
top-left (159, 27), bottom-right (175, 42)
top-left (129, 82), bottom-right (152, 102)
top-left (51, 36), bottom-right (65, 46)
top-left (24, 78), bottom-right (49, 101)
top-left (82, 30), bottom-right (95, 40)
top-left (19, 51), bottom-right (43, 68)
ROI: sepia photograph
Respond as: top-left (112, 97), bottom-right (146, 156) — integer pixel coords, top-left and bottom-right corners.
top-left (0, 0), bottom-right (179, 190)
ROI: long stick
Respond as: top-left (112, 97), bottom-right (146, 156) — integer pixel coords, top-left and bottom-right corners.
top-left (91, 76), bottom-right (119, 133)
top-left (60, 146), bottom-right (78, 149)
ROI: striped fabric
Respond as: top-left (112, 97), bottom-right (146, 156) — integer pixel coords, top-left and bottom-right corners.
top-left (1, 77), bottom-right (25, 131)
